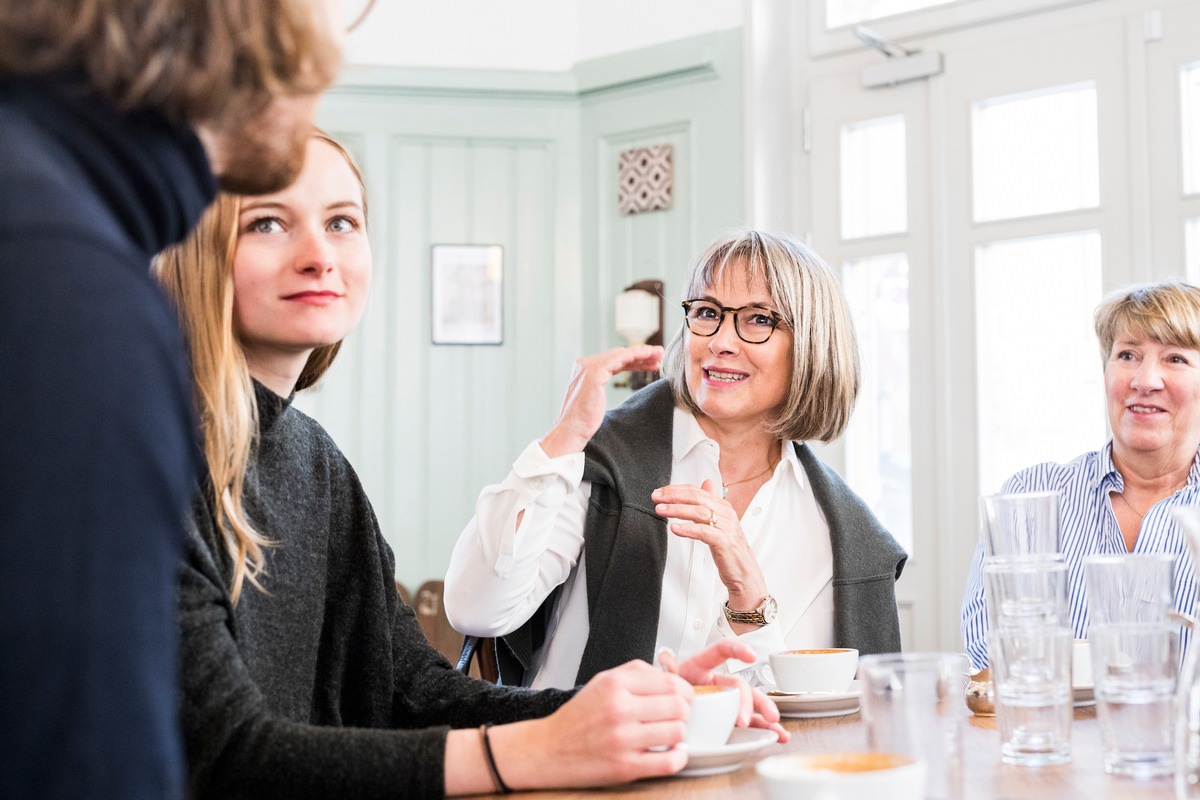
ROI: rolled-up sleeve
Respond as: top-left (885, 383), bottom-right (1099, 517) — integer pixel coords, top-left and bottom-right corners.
top-left (444, 441), bottom-right (590, 637)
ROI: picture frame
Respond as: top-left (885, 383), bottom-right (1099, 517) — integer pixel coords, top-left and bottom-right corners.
top-left (430, 244), bottom-right (504, 345)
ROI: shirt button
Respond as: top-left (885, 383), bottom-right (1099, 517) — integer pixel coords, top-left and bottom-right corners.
top-left (693, 618), bottom-right (703, 630)
top-left (753, 507), bottom-right (762, 516)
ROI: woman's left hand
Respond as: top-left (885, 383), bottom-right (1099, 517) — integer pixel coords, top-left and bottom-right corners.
top-left (651, 479), bottom-right (769, 612)
top-left (658, 642), bottom-right (789, 743)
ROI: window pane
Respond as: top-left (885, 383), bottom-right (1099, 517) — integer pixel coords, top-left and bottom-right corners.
top-left (843, 254), bottom-right (912, 554)
top-left (841, 115), bottom-right (907, 239)
top-left (975, 231), bottom-right (1106, 493)
top-left (826, 0), bottom-right (956, 28)
top-left (972, 82), bottom-right (1099, 222)
top-left (1188, 217), bottom-right (1200, 284)
top-left (1184, 62), bottom-right (1200, 196)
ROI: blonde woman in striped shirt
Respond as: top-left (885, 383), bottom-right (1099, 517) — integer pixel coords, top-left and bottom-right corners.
top-left (962, 280), bottom-right (1200, 669)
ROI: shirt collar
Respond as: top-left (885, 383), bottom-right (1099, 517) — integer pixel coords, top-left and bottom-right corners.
top-left (672, 407), bottom-right (807, 491)
top-left (1091, 439), bottom-right (1200, 490)
top-left (1094, 440), bottom-right (1121, 490)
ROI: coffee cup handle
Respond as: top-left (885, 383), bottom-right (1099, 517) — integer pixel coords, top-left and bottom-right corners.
top-left (752, 661), bottom-right (776, 690)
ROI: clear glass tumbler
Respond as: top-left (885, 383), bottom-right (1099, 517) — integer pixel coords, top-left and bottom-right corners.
top-left (1091, 621), bottom-right (1179, 778)
top-left (859, 652), bottom-right (969, 800)
top-left (990, 626), bottom-right (1073, 766)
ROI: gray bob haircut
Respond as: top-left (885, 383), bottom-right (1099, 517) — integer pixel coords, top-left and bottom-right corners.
top-left (661, 229), bottom-right (861, 443)
top-left (1094, 280), bottom-right (1200, 362)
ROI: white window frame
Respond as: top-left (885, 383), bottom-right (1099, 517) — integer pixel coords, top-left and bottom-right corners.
top-left (809, 0), bottom-right (1101, 57)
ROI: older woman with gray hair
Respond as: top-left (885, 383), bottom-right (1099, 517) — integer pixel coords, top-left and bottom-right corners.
top-left (446, 229), bottom-right (907, 689)
top-left (961, 280), bottom-right (1200, 670)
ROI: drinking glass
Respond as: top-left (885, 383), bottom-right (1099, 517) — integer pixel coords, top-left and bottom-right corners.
top-left (982, 556), bottom-right (1069, 632)
top-left (859, 652), bottom-right (969, 800)
top-left (1083, 553), bottom-right (1175, 627)
top-left (979, 491), bottom-right (1061, 557)
top-left (1172, 506), bottom-right (1200, 798)
top-left (1090, 622), bottom-right (1179, 778)
top-left (990, 626), bottom-right (1073, 766)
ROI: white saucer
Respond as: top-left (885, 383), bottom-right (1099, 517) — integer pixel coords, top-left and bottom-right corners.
top-left (1073, 684), bottom-right (1095, 707)
top-left (768, 679), bottom-right (862, 719)
top-left (678, 728), bottom-right (780, 777)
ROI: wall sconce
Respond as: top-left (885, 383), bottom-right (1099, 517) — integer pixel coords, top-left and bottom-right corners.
top-left (614, 279), bottom-right (664, 391)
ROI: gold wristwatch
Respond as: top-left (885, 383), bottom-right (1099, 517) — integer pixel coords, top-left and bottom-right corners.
top-left (723, 595), bottom-right (778, 626)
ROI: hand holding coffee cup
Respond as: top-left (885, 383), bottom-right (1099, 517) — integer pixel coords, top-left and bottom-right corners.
top-left (768, 648), bottom-right (859, 694)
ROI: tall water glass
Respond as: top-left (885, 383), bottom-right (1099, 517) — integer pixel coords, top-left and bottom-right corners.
top-left (990, 626), bottom-right (1073, 766)
top-left (1090, 622), bottom-right (1179, 777)
top-left (982, 557), bottom-right (1070, 632)
top-left (1173, 506), bottom-right (1200, 798)
top-left (859, 653), bottom-right (969, 800)
top-left (1083, 553), bottom-right (1175, 626)
top-left (980, 491), bottom-right (1061, 557)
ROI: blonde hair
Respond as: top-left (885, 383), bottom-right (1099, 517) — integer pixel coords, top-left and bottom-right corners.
top-left (662, 229), bottom-right (861, 443)
top-left (0, 0), bottom-right (340, 126)
top-left (154, 133), bottom-right (365, 602)
top-left (1094, 281), bottom-right (1200, 362)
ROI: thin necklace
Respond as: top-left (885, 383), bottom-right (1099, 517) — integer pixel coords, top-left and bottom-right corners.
top-left (1115, 480), bottom-right (1187, 518)
top-left (721, 453), bottom-right (780, 499)
top-left (1115, 491), bottom-right (1151, 519)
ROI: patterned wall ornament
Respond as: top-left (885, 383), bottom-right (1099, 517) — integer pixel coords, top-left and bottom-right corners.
top-left (617, 144), bottom-right (674, 215)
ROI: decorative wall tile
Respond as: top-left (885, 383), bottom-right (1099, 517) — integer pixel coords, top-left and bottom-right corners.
top-left (618, 144), bottom-right (674, 215)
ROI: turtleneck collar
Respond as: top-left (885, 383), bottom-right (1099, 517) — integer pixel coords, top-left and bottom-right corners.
top-left (253, 380), bottom-right (295, 434)
top-left (5, 72), bottom-right (217, 256)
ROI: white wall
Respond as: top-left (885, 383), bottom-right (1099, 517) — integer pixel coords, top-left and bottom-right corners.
top-left (575, 0), bottom-right (744, 62)
top-left (306, 31), bottom-right (746, 589)
top-left (344, 0), bottom-right (742, 71)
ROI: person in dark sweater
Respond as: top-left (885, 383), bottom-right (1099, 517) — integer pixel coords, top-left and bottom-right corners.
top-left (0, 3), bottom-right (343, 798)
top-left (154, 133), bottom-right (784, 798)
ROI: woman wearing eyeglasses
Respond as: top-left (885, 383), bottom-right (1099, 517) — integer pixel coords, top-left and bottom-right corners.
top-left (445, 229), bottom-right (906, 689)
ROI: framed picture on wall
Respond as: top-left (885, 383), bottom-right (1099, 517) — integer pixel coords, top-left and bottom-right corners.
top-left (430, 244), bottom-right (504, 345)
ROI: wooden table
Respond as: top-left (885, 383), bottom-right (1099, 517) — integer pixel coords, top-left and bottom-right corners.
top-left (505, 704), bottom-right (1175, 799)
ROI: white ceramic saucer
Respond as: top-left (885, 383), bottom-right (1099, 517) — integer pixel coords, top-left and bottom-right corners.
top-left (768, 679), bottom-right (862, 719)
top-left (678, 728), bottom-right (780, 777)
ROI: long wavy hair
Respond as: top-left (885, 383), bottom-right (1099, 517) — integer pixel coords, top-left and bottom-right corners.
top-left (154, 132), bottom-right (367, 602)
top-left (0, 0), bottom-right (341, 126)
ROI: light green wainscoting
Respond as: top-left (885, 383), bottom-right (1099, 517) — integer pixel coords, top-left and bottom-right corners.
top-left (297, 30), bottom-right (744, 589)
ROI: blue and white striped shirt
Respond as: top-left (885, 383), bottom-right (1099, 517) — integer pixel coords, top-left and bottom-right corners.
top-left (960, 442), bottom-right (1200, 671)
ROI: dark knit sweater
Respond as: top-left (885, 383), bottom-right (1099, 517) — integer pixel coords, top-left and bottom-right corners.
top-left (180, 384), bottom-right (571, 799)
top-left (0, 73), bottom-right (214, 799)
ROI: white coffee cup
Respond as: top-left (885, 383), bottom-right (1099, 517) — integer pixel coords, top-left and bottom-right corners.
top-left (768, 648), bottom-right (858, 694)
top-left (685, 685), bottom-right (740, 748)
top-left (1072, 639), bottom-right (1093, 689)
top-left (758, 752), bottom-right (926, 800)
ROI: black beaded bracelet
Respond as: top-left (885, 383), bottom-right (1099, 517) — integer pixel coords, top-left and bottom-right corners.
top-left (479, 724), bottom-right (512, 794)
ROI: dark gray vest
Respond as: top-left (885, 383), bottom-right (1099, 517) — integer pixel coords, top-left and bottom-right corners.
top-left (490, 381), bottom-right (907, 686)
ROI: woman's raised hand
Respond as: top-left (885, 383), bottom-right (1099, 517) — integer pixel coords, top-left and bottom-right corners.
top-left (540, 345), bottom-right (663, 458)
top-left (651, 479), bottom-right (769, 616)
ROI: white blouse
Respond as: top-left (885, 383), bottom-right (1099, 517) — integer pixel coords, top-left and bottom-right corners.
top-left (443, 407), bottom-right (834, 689)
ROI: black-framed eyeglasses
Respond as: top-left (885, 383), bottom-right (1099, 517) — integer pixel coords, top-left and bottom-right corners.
top-left (681, 300), bottom-right (785, 344)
